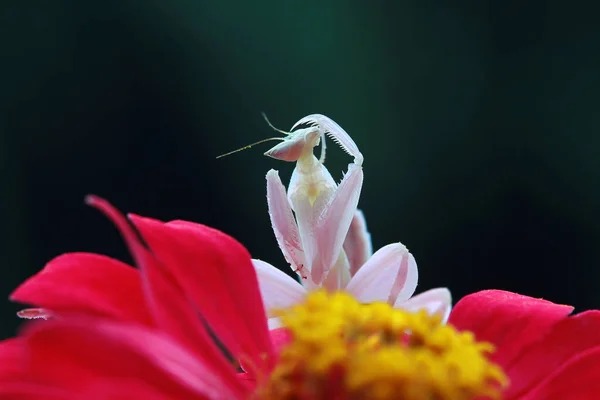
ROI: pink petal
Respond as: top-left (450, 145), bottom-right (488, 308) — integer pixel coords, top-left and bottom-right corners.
top-left (398, 287), bottom-right (452, 322)
top-left (252, 259), bottom-right (307, 316)
top-left (310, 163), bottom-right (364, 284)
top-left (267, 317), bottom-right (283, 329)
top-left (23, 318), bottom-right (242, 399)
top-left (11, 253), bottom-right (152, 325)
top-left (130, 216), bottom-right (274, 370)
top-left (504, 310), bottom-right (600, 399)
top-left (85, 196), bottom-right (239, 385)
top-left (519, 346), bottom-right (600, 400)
top-left (345, 243), bottom-right (418, 305)
top-left (266, 169), bottom-right (307, 276)
top-left (448, 290), bottom-right (573, 368)
top-left (291, 114), bottom-right (364, 166)
top-left (343, 210), bottom-right (372, 276)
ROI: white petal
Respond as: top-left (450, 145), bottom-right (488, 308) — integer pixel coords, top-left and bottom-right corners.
top-left (398, 287), bottom-right (452, 323)
top-left (268, 317), bottom-right (283, 330)
top-left (320, 250), bottom-right (351, 291)
top-left (343, 209), bottom-right (373, 276)
top-left (266, 170), bottom-right (307, 276)
top-left (301, 275), bottom-right (321, 291)
top-left (252, 259), bottom-right (307, 317)
top-left (345, 243), bottom-right (418, 305)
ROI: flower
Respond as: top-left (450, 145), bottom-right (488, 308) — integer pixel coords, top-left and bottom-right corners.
top-left (449, 289), bottom-right (600, 399)
top-left (7, 266), bottom-right (506, 399)
top-left (260, 291), bottom-right (506, 399)
top-left (255, 114), bottom-right (451, 324)
top-left (5, 197), bottom-right (497, 399)
top-left (4, 198), bottom-right (600, 399)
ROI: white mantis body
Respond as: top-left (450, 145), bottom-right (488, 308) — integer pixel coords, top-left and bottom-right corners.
top-left (263, 114), bottom-right (365, 288)
top-left (226, 114), bottom-right (452, 326)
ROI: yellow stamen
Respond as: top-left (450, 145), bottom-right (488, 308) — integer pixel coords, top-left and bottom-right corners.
top-left (256, 291), bottom-right (508, 400)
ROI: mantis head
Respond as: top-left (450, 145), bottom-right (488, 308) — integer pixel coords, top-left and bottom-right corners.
top-left (217, 113), bottom-right (363, 167)
top-left (263, 126), bottom-right (321, 162)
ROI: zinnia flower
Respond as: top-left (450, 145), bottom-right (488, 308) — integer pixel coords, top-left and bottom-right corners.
top-left (4, 197), bottom-right (600, 399)
top-left (254, 114), bottom-right (451, 324)
top-left (450, 290), bottom-right (600, 399)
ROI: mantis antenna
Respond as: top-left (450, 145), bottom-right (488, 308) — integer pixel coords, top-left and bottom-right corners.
top-left (216, 113), bottom-right (326, 161)
top-left (261, 112), bottom-right (291, 136)
top-left (216, 136), bottom-right (284, 159)
top-left (216, 113), bottom-right (289, 159)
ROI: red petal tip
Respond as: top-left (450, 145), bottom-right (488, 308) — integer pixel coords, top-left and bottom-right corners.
top-left (84, 194), bottom-right (103, 207)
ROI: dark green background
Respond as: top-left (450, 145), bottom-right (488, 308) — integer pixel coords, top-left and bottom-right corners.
top-left (1, 1), bottom-right (599, 339)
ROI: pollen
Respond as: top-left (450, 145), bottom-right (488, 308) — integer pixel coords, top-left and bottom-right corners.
top-left (256, 291), bottom-right (508, 400)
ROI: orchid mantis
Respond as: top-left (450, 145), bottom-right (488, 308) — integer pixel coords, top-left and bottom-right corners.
top-left (263, 114), bottom-right (364, 288)
top-left (231, 114), bottom-right (452, 327)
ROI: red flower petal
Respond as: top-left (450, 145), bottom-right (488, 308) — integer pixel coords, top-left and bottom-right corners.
top-left (0, 338), bottom-right (25, 381)
top-left (448, 290), bottom-right (573, 366)
top-left (505, 310), bottom-right (600, 398)
top-left (139, 251), bottom-right (242, 384)
top-left (0, 340), bottom-right (83, 399)
top-left (129, 216), bottom-right (274, 370)
top-left (270, 328), bottom-right (292, 354)
top-left (11, 253), bottom-right (152, 325)
top-left (0, 384), bottom-right (82, 400)
top-left (23, 318), bottom-right (243, 399)
top-left (519, 346), bottom-right (600, 400)
top-left (85, 196), bottom-right (243, 387)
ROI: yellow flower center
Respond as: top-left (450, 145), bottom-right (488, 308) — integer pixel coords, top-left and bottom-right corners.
top-left (256, 291), bottom-right (508, 400)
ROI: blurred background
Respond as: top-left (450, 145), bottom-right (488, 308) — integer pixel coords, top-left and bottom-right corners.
top-left (1, 1), bottom-right (599, 339)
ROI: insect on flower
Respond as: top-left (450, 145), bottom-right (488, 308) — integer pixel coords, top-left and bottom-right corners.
top-left (260, 114), bottom-right (365, 286)
top-left (218, 113), bottom-right (364, 285)
top-left (220, 114), bottom-right (452, 326)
